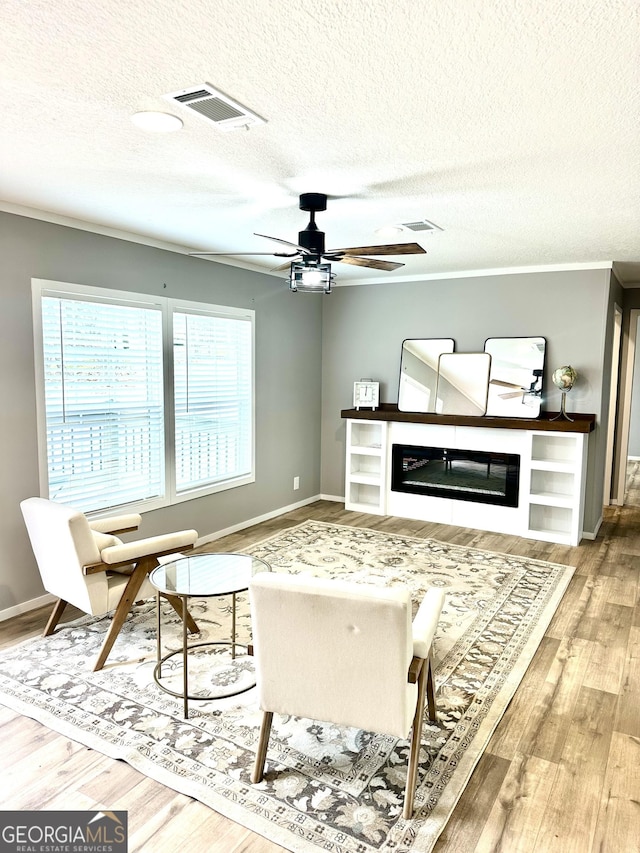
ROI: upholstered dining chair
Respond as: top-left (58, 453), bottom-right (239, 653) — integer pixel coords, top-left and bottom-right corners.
top-left (248, 572), bottom-right (445, 819)
top-left (20, 497), bottom-right (199, 671)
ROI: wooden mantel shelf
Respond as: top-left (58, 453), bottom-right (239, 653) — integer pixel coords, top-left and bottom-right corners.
top-left (341, 403), bottom-right (596, 433)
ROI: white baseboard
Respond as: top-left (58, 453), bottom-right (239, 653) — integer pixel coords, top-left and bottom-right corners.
top-left (0, 592), bottom-right (55, 623)
top-left (3, 494), bottom-right (600, 621)
top-left (195, 494), bottom-right (324, 547)
top-left (581, 514), bottom-right (603, 541)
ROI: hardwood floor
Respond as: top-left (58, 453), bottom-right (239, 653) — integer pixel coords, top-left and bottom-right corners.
top-left (1, 490), bottom-right (639, 853)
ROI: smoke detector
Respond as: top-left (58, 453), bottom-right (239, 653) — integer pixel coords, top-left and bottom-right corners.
top-left (374, 225), bottom-right (405, 238)
top-left (164, 83), bottom-right (266, 131)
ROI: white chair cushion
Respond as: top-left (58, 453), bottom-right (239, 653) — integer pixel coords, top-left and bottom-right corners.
top-left (105, 572), bottom-right (155, 611)
top-left (99, 530), bottom-right (197, 564)
top-left (92, 530), bottom-right (122, 551)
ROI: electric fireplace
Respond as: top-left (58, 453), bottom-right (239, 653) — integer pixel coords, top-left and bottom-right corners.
top-left (391, 444), bottom-right (520, 508)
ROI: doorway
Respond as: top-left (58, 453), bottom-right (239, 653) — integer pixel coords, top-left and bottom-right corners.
top-left (613, 308), bottom-right (640, 506)
top-left (604, 304), bottom-right (622, 505)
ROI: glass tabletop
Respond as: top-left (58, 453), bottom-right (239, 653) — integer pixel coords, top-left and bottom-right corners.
top-left (149, 552), bottom-right (270, 597)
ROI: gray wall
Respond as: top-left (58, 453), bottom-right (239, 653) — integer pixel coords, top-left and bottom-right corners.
top-left (0, 212), bottom-right (322, 612)
top-left (0, 209), bottom-right (622, 612)
top-left (320, 268), bottom-right (615, 534)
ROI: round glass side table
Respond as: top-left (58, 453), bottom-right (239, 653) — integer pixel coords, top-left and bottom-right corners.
top-left (149, 552), bottom-right (270, 718)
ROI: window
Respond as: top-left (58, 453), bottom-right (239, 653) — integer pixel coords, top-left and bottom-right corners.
top-left (32, 280), bottom-right (254, 514)
top-left (172, 308), bottom-right (253, 493)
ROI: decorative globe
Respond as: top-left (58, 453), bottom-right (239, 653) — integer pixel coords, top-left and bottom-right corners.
top-left (552, 365), bottom-right (577, 391)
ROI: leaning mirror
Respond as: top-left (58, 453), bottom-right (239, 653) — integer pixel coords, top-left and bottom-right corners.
top-left (436, 352), bottom-right (491, 416)
top-left (398, 338), bottom-right (455, 413)
top-left (484, 336), bottom-right (546, 417)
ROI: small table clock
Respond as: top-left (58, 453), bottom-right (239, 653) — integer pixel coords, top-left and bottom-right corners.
top-left (353, 379), bottom-right (380, 410)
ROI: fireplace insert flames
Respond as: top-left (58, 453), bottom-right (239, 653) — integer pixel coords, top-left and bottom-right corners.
top-left (391, 444), bottom-right (520, 508)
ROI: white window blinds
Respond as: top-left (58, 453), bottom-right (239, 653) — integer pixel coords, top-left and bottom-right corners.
top-left (34, 281), bottom-right (254, 514)
top-left (41, 294), bottom-right (165, 512)
top-left (173, 309), bottom-right (253, 493)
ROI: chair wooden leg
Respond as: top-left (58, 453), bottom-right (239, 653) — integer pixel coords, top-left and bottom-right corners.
top-left (404, 657), bottom-right (429, 819)
top-left (163, 594), bottom-right (199, 634)
top-left (252, 711), bottom-right (274, 784)
top-left (43, 598), bottom-right (68, 636)
top-left (93, 558), bottom-right (153, 672)
top-left (426, 651), bottom-right (437, 723)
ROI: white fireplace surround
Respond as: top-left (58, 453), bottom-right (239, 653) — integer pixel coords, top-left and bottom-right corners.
top-left (345, 417), bottom-right (589, 546)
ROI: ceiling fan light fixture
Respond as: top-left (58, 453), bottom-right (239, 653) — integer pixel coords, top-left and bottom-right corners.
top-left (131, 111), bottom-right (184, 132)
top-left (289, 260), bottom-right (334, 294)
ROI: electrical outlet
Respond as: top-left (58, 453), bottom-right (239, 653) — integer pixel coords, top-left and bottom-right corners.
top-left (293, 476), bottom-right (300, 490)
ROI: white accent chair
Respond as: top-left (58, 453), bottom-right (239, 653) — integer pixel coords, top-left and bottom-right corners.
top-left (248, 572), bottom-right (445, 819)
top-left (20, 497), bottom-right (199, 671)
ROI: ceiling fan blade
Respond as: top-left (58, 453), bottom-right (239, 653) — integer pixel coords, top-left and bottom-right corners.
top-left (337, 256), bottom-right (404, 271)
top-left (271, 258), bottom-right (301, 272)
top-left (489, 379), bottom-right (525, 389)
top-left (326, 242), bottom-right (426, 256)
top-left (254, 233), bottom-right (311, 253)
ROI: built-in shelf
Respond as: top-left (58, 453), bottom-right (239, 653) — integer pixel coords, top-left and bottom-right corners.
top-left (524, 430), bottom-right (587, 544)
top-left (342, 406), bottom-right (593, 545)
top-left (345, 420), bottom-right (388, 515)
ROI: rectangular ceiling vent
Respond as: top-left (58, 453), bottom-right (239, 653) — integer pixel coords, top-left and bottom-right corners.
top-left (164, 83), bottom-right (266, 131)
top-left (402, 219), bottom-right (443, 232)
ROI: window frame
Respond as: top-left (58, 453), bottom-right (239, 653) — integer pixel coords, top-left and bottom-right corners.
top-left (31, 278), bottom-right (255, 515)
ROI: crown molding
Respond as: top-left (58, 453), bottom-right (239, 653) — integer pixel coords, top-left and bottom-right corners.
top-left (0, 201), bottom-right (195, 253)
top-left (0, 201), bottom-right (284, 277)
top-left (339, 260), bottom-right (615, 287)
top-left (0, 202), bottom-right (617, 286)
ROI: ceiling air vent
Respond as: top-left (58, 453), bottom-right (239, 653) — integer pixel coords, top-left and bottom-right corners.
top-left (401, 219), bottom-right (443, 232)
top-left (164, 83), bottom-right (266, 131)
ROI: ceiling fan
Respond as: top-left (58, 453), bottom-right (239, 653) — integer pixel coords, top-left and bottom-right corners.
top-left (489, 371), bottom-right (543, 399)
top-left (189, 192), bottom-right (427, 274)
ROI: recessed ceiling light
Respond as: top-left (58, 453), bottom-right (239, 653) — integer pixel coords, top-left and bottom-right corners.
top-left (131, 111), bottom-right (184, 132)
top-left (374, 225), bottom-right (404, 238)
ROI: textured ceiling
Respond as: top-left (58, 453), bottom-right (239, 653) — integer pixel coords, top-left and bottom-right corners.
top-left (1, 0), bottom-right (639, 284)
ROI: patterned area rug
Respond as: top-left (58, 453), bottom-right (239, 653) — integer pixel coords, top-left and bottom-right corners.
top-left (0, 521), bottom-right (574, 852)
